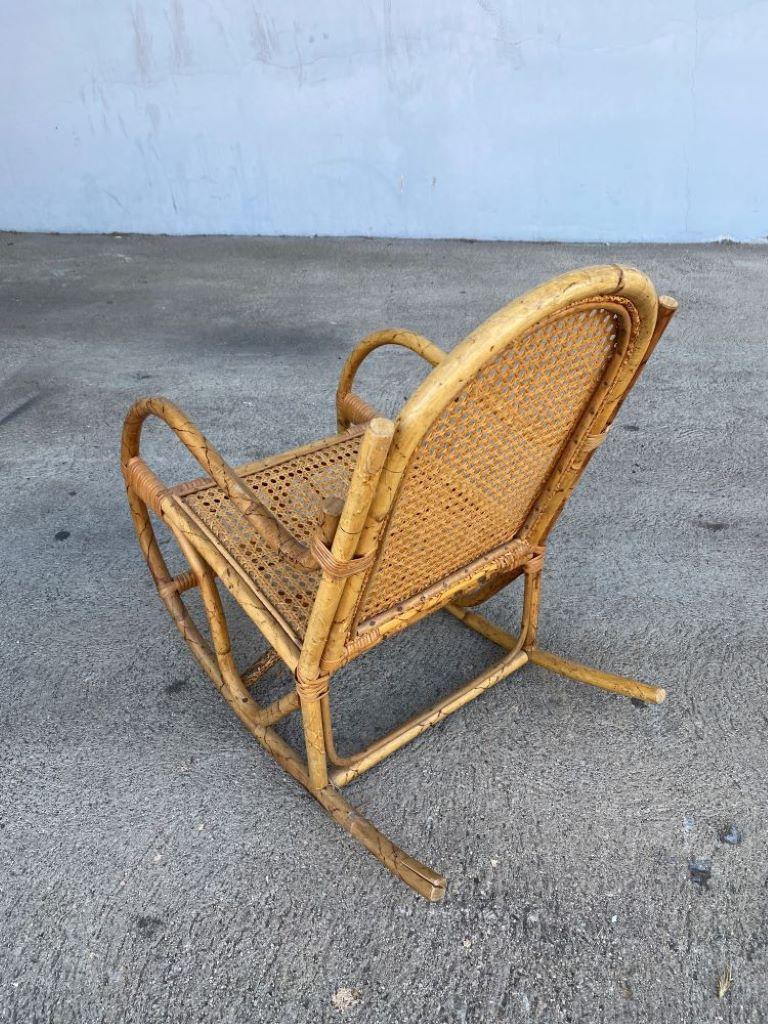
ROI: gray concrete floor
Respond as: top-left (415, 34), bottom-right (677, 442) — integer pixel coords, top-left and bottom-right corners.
top-left (0, 234), bottom-right (766, 1023)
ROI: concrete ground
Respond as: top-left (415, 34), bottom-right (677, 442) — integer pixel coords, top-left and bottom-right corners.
top-left (0, 234), bottom-right (766, 1024)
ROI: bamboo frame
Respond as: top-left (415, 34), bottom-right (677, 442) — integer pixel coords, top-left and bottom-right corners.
top-left (121, 265), bottom-right (677, 900)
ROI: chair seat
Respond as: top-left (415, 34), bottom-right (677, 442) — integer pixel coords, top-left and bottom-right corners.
top-left (173, 429), bottom-right (365, 642)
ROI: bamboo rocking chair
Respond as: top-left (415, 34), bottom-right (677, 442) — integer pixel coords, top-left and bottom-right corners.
top-left (121, 264), bottom-right (677, 900)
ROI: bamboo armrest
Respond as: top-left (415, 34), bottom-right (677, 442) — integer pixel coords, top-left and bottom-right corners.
top-left (120, 396), bottom-right (321, 571)
top-left (336, 328), bottom-right (447, 428)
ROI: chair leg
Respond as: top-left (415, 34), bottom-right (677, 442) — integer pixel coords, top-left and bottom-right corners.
top-left (521, 555), bottom-right (543, 649)
top-left (527, 648), bottom-right (666, 704)
top-left (445, 556), bottom-right (666, 705)
top-left (296, 673), bottom-right (332, 791)
top-left (314, 786), bottom-right (446, 901)
top-left (130, 499), bottom-right (446, 900)
top-left (328, 647), bottom-right (528, 787)
top-left (186, 534), bottom-right (448, 898)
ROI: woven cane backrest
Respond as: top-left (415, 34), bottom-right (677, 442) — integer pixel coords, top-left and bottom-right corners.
top-left (357, 298), bottom-right (638, 622)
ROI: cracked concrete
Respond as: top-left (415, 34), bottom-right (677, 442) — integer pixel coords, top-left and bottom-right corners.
top-left (0, 234), bottom-right (766, 1023)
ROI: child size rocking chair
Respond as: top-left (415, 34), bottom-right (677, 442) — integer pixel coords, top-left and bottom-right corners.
top-left (121, 264), bottom-right (677, 900)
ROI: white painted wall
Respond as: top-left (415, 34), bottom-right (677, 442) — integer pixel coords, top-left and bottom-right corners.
top-left (1, 1), bottom-right (766, 240)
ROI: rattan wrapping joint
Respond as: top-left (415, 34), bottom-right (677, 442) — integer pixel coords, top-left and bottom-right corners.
top-left (158, 569), bottom-right (198, 599)
top-left (124, 456), bottom-right (168, 516)
top-left (295, 668), bottom-right (330, 701)
top-left (309, 534), bottom-right (377, 580)
top-left (582, 426), bottom-right (611, 453)
top-left (523, 546), bottom-right (546, 575)
top-left (339, 391), bottom-right (379, 425)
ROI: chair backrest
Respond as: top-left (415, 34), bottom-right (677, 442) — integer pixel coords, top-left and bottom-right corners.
top-left (350, 265), bottom-right (660, 628)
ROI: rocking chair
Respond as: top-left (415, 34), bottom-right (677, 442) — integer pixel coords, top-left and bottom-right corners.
top-left (121, 264), bottom-right (677, 900)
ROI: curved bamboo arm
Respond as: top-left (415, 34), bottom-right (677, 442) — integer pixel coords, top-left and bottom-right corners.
top-left (336, 329), bottom-right (447, 428)
top-left (121, 396), bottom-right (320, 572)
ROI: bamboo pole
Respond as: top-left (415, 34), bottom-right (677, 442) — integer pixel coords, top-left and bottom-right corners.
top-left (320, 693), bottom-right (355, 767)
top-left (300, 421), bottom-right (395, 678)
top-left (172, 535), bottom-right (446, 898)
top-left (444, 603), bottom-right (520, 651)
top-left (296, 418), bottom-right (395, 791)
top-left (170, 425), bottom-right (365, 500)
top-left (626, 295), bottom-right (678, 394)
top-left (521, 558), bottom-right (543, 650)
top-left (527, 648), bottom-right (666, 704)
top-left (447, 601), bottom-right (666, 704)
top-left (242, 648), bottom-right (280, 688)
top-left (122, 397), bottom-right (321, 571)
top-left (330, 649), bottom-right (528, 788)
top-left (449, 566), bottom-right (524, 609)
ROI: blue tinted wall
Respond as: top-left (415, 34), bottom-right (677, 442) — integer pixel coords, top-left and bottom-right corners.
top-left (1, 1), bottom-right (766, 240)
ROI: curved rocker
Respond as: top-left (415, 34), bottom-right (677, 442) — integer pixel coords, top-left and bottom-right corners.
top-left (121, 265), bottom-right (677, 899)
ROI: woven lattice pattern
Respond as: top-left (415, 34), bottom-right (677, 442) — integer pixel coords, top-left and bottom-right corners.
top-left (359, 304), bottom-right (627, 620)
top-left (181, 434), bottom-right (363, 639)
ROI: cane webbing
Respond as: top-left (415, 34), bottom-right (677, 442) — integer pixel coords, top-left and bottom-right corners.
top-left (359, 301), bottom-right (633, 620)
top-left (181, 432), bottom-right (363, 639)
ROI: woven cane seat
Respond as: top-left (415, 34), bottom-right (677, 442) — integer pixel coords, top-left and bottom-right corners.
top-left (175, 431), bottom-right (364, 640)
